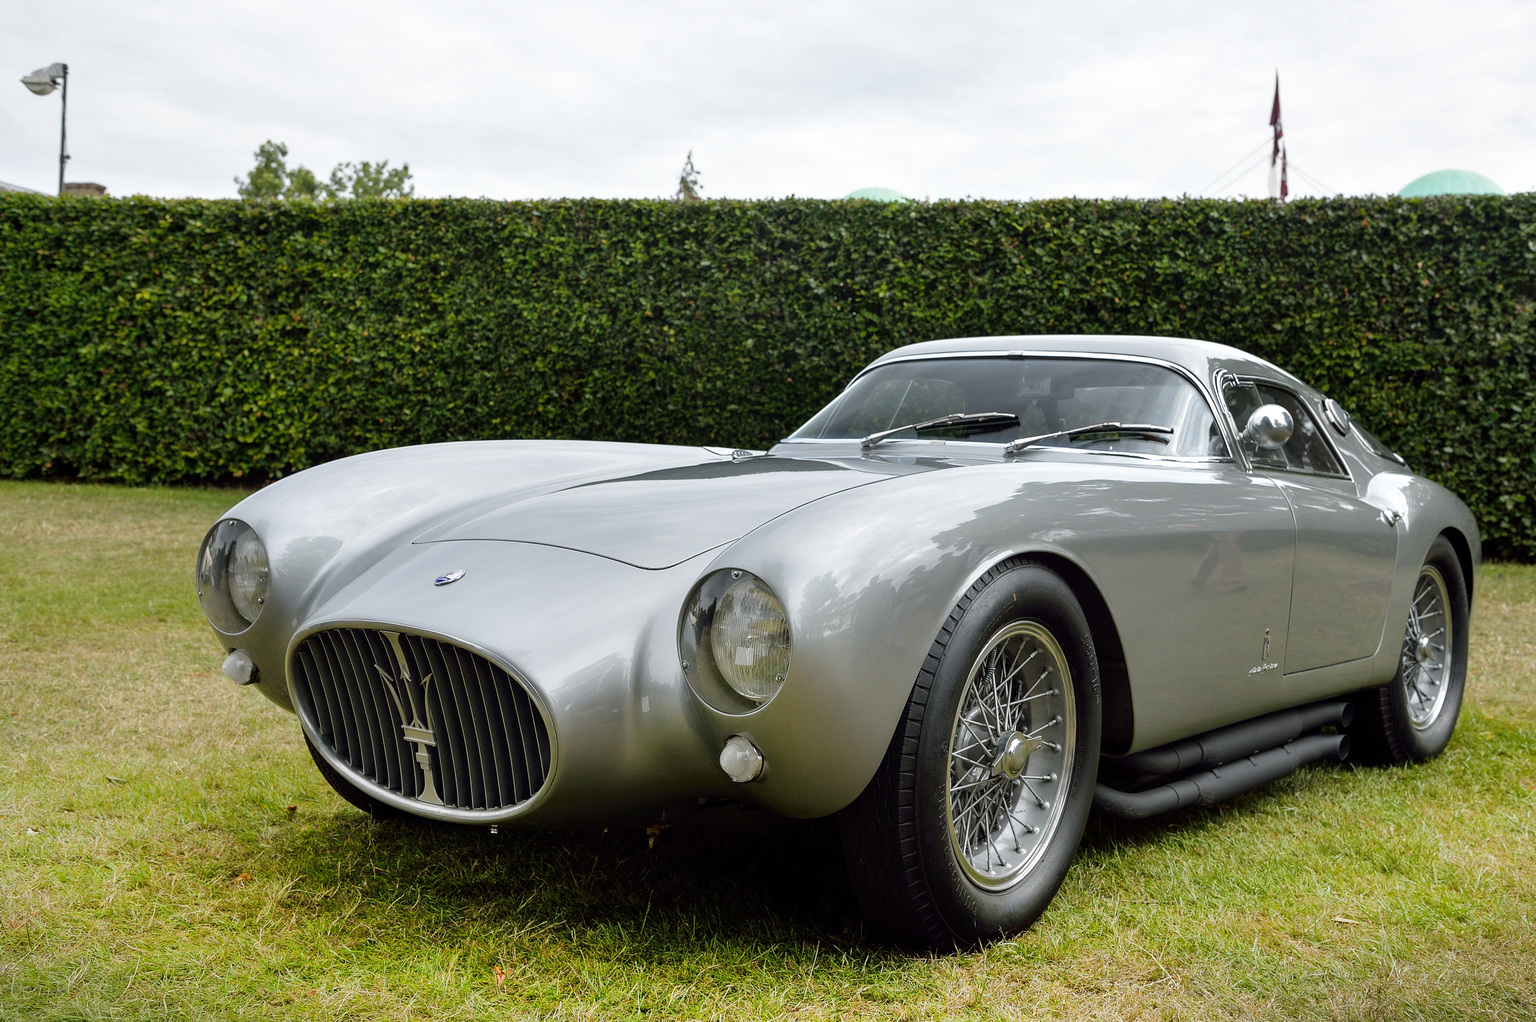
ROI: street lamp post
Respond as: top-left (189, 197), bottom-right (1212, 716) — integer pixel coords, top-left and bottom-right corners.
top-left (20, 63), bottom-right (69, 196)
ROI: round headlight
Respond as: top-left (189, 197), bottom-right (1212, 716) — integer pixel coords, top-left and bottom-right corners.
top-left (196, 519), bottom-right (269, 633)
top-left (712, 575), bottom-right (791, 702)
top-left (228, 527), bottom-right (269, 622)
top-left (680, 569), bottom-right (792, 712)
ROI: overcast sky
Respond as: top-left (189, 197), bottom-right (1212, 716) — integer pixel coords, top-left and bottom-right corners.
top-left (3, 0), bottom-right (1532, 202)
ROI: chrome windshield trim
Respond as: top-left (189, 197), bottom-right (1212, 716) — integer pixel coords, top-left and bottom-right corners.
top-left (776, 436), bottom-right (1234, 465)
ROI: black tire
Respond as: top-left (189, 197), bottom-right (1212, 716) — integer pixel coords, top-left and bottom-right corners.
top-left (838, 558), bottom-right (1102, 948)
top-left (304, 731), bottom-right (409, 821)
top-left (1350, 535), bottom-right (1469, 765)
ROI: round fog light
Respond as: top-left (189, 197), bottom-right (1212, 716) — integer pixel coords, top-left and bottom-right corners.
top-left (221, 649), bottom-right (257, 685)
top-left (719, 735), bottom-right (765, 783)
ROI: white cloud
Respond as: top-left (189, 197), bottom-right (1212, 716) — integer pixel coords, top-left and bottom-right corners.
top-left (2, 0), bottom-right (1531, 200)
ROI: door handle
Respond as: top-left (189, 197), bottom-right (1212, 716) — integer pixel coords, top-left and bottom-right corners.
top-left (1379, 509), bottom-right (1403, 528)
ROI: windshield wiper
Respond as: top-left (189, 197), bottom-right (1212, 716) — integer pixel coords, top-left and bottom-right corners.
top-left (1003, 422), bottom-right (1173, 457)
top-left (860, 412), bottom-right (1020, 450)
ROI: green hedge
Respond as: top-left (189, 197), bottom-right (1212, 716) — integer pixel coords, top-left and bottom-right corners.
top-left (2, 194), bottom-right (1533, 558)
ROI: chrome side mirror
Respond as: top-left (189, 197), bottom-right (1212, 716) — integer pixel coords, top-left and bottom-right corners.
top-left (1242, 404), bottom-right (1293, 450)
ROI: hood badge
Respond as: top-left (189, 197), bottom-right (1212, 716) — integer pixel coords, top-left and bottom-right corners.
top-left (433, 569), bottom-right (466, 587)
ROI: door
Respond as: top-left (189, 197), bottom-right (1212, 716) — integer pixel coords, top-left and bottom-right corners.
top-left (1066, 460), bottom-right (1297, 747)
top-left (1246, 385), bottom-right (1397, 672)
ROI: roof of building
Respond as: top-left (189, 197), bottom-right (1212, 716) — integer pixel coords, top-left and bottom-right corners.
top-left (843, 187), bottom-right (911, 202)
top-left (1399, 169), bottom-right (1504, 198)
top-left (0, 179), bottom-right (45, 194)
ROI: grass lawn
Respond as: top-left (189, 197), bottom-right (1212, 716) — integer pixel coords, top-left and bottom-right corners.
top-left (1, 479), bottom-right (1533, 1021)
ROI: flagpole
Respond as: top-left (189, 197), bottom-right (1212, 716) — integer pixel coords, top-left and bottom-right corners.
top-left (58, 64), bottom-right (69, 196)
top-left (1268, 71), bottom-right (1284, 202)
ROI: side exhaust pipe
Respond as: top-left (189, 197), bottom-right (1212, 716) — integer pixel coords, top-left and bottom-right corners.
top-left (1094, 734), bottom-right (1349, 819)
top-left (1108, 699), bottom-right (1352, 782)
top-left (1094, 699), bottom-right (1354, 820)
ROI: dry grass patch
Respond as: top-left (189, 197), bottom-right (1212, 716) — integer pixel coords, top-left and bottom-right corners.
top-left (1, 480), bottom-right (1534, 1021)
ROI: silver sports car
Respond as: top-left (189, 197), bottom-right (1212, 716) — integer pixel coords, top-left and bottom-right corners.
top-left (197, 334), bottom-right (1477, 947)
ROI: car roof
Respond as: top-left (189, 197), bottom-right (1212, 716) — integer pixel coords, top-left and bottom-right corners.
top-left (865, 334), bottom-right (1312, 396)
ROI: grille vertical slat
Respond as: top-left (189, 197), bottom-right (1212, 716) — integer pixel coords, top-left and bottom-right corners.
top-left (320, 632), bottom-right (365, 769)
top-left (295, 646), bottom-right (329, 738)
top-left (534, 688), bottom-right (552, 776)
top-left (456, 646), bottom-right (501, 808)
top-left (511, 680), bottom-right (543, 804)
top-left (358, 630), bottom-right (406, 793)
top-left (313, 632), bottom-right (358, 763)
top-left (301, 638), bottom-right (339, 752)
top-left (335, 629), bottom-right (387, 781)
top-left (467, 649), bottom-right (515, 806)
top-left (293, 628), bottom-right (551, 813)
top-left (448, 650), bottom-right (484, 806)
top-left (482, 652), bottom-right (526, 804)
top-left (417, 637), bottom-right (466, 806)
top-left (353, 629), bottom-right (397, 784)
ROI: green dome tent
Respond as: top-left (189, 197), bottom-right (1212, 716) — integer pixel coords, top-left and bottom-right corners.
top-left (1399, 169), bottom-right (1504, 198)
top-left (844, 187), bottom-right (911, 202)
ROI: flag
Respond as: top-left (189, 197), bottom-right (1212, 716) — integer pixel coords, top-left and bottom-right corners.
top-left (1268, 74), bottom-right (1288, 201)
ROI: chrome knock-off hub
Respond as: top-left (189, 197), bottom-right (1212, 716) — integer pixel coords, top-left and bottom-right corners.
top-left (991, 731), bottom-right (1041, 780)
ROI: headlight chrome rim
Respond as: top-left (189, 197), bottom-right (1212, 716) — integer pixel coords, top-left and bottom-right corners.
top-left (680, 569), bottom-right (792, 714)
top-left (196, 519), bottom-right (269, 633)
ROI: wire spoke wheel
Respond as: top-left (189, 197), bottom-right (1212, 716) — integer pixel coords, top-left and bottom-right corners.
top-left (839, 558), bottom-right (1099, 946)
top-left (1350, 536), bottom-right (1468, 767)
top-left (945, 620), bottom-right (1075, 890)
top-left (1401, 565), bottom-right (1453, 730)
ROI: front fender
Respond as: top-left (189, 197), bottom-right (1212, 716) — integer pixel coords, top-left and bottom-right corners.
top-left (699, 466), bottom-right (1041, 818)
top-left (1367, 471), bottom-right (1481, 685)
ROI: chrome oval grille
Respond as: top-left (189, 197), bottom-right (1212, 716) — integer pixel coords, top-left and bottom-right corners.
top-left (292, 628), bottom-right (551, 811)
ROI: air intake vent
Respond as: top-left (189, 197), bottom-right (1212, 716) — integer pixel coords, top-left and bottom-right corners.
top-left (292, 628), bottom-right (551, 811)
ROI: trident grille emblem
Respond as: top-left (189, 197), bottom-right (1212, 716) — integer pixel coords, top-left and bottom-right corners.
top-left (374, 630), bottom-right (444, 805)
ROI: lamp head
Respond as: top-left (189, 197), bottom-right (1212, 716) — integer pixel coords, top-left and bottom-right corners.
top-left (21, 63), bottom-right (66, 96)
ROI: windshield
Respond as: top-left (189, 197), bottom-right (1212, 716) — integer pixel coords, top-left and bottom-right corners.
top-left (790, 357), bottom-right (1227, 458)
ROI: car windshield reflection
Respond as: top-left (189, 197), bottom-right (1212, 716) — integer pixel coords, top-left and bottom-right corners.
top-left (789, 357), bottom-right (1228, 459)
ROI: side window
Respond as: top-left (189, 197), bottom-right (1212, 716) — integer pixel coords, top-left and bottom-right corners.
top-left (1222, 377), bottom-right (1344, 475)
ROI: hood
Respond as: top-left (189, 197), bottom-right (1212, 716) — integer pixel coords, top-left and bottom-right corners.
top-left (413, 456), bottom-right (883, 568)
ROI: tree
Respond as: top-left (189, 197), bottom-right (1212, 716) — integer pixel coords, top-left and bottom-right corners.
top-left (235, 141), bottom-right (286, 200)
top-left (235, 140), bottom-right (322, 200)
top-left (285, 165), bottom-right (322, 200)
top-left (235, 142), bottom-right (414, 201)
top-left (675, 150), bottom-right (702, 201)
top-left (325, 160), bottom-right (414, 199)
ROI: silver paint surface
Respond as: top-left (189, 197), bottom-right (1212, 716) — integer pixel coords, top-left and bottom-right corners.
top-left (199, 335), bottom-right (1480, 826)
